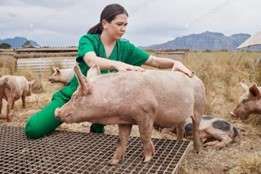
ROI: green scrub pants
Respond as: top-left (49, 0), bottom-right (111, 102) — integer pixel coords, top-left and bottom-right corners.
top-left (25, 63), bottom-right (104, 139)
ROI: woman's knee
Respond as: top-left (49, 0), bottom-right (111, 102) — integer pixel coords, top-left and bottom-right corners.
top-left (24, 100), bottom-right (64, 139)
top-left (25, 116), bottom-right (45, 139)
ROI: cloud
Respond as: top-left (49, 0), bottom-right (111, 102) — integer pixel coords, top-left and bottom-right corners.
top-left (1, 0), bottom-right (260, 46)
top-left (16, 0), bottom-right (77, 8)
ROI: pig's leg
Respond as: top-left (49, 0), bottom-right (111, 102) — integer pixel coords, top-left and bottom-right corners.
top-left (138, 120), bottom-right (155, 162)
top-left (0, 97), bottom-right (2, 115)
top-left (202, 128), bottom-right (222, 147)
top-left (22, 94), bottom-right (26, 108)
top-left (176, 122), bottom-right (185, 140)
top-left (203, 140), bottom-right (220, 147)
top-left (6, 97), bottom-right (13, 122)
top-left (11, 101), bottom-right (15, 109)
top-left (191, 114), bottom-right (201, 153)
top-left (214, 136), bottom-right (233, 148)
top-left (199, 131), bottom-right (209, 143)
top-left (203, 128), bottom-right (233, 149)
top-left (110, 124), bottom-right (132, 165)
top-left (203, 138), bottom-right (232, 149)
top-left (11, 93), bottom-right (15, 109)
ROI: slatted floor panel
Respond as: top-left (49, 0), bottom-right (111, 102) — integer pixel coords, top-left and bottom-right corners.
top-left (0, 125), bottom-right (191, 174)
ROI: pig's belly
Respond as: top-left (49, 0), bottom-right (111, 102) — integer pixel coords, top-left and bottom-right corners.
top-left (155, 110), bottom-right (193, 128)
top-left (88, 116), bottom-right (136, 125)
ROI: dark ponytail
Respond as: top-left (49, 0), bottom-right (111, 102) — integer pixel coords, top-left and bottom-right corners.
top-left (88, 22), bottom-right (103, 34)
top-left (88, 4), bottom-right (128, 34)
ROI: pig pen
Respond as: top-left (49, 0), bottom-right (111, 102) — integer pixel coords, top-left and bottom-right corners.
top-left (1, 50), bottom-right (261, 173)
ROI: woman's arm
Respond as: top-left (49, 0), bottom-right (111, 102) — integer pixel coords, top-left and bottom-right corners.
top-left (83, 52), bottom-right (144, 72)
top-left (144, 55), bottom-right (193, 77)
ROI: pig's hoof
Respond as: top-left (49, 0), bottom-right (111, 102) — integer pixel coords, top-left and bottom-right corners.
top-left (192, 146), bottom-right (200, 154)
top-left (109, 159), bottom-right (120, 166)
top-left (194, 149), bottom-right (200, 154)
top-left (143, 155), bottom-right (153, 163)
top-left (193, 144), bottom-right (201, 154)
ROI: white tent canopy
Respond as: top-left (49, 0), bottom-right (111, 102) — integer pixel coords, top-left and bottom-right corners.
top-left (238, 32), bottom-right (261, 49)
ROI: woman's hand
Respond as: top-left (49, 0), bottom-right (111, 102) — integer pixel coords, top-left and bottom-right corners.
top-left (144, 56), bottom-right (193, 77)
top-left (172, 61), bottom-right (193, 77)
top-left (113, 61), bottom-right (144, 72)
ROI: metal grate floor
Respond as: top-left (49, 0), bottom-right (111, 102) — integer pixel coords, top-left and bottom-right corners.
top-left (0, 125), bottom-right (191, 174)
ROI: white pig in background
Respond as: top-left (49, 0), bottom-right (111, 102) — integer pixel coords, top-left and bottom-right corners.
top-left (48, 67), bottom-right (74, 84)
top-left (0, 75), bottom-right (35, 122)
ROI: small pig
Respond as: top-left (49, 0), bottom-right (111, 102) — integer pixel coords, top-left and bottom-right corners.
top-left (0, 75), bottom-right (35, 122)
top-left (55, 65), bottom-right (206, 165)
top-left (173, 115), bottom-right (240, 149)
top-left (231, 82), bottom-right (261, 120)
top-left (48, 67), bottom-right (74, 84)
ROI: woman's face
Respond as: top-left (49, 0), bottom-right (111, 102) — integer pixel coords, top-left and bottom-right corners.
top-left (102, 14), bottom-right (128, 40)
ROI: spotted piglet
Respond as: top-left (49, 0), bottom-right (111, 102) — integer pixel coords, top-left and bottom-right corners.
top-left (179, 115), bottom-right (240, 149)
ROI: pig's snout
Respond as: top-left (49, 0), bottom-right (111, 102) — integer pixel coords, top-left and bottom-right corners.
top-left (55, 108), bottom-right (62, 121)
top-left (48, 78), bottom-right (55, 83)
top-left (55, 108), bottom-right (72, 122)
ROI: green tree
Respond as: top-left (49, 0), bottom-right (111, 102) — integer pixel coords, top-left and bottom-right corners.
top-left (0, 43), bottom-right (11, 49)
top-left (22, 40), bottom-right (34, 48)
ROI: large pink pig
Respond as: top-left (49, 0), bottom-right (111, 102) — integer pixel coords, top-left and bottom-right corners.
top-left (55, 65), bottom-right (206, 165)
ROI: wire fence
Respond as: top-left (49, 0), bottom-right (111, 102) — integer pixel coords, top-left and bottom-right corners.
top-left (17, 57), bottom-right (76, 72)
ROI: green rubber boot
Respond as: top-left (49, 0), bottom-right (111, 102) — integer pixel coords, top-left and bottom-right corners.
top-left (90, 123), bottom-right (105, 133)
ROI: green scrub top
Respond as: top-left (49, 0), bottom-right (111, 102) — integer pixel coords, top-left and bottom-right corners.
top-left (76, 33), bottom-right (150, 74)
top-left (52, 33), bottom-right (150, 104)
top-left (24, 33), bottom-right (150, 138)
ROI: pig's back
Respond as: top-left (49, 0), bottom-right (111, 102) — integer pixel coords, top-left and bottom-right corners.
top-left (142, 70), bottom-right (200, 112)
top-left (93, 70), bottom-right (200, 105)
top-left (141, 70), bottom-right (205, 126)
top-left (3, 75), bottom-right (29, 95)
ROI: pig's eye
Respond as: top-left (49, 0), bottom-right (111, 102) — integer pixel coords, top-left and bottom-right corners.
top-left (75, 94), bottom-right (80, 100)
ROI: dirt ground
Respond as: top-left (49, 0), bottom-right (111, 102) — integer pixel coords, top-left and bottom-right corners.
top-left (0, 51), bottom-right (261, 174)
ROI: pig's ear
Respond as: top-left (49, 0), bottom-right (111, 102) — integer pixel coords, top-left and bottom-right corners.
top-left (74, 65), bottom-right (90, 94)
top-left (56, 68), bottom-right (61, 74)
top-left (52, 66), bottom-right (58, 72)
top-left (240, 81), bottom-right (249, 92)
top-left (87, 64), bottom-right (101, 80)
top-left (249, 83), bottom-right (260, 98)
top-left (0, 77), bottom-right (7, 86)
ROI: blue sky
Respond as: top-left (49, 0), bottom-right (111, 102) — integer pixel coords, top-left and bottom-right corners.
top-left (0, 0), bottom-right (260, 46)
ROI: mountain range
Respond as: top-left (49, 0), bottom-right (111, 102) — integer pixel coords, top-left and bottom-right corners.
top-left (1, 31), bottom-right (260, 51)
top-left (0, 37), bottom-right (39, 48)
top-left (145, 31), bottom-right (261, 51)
